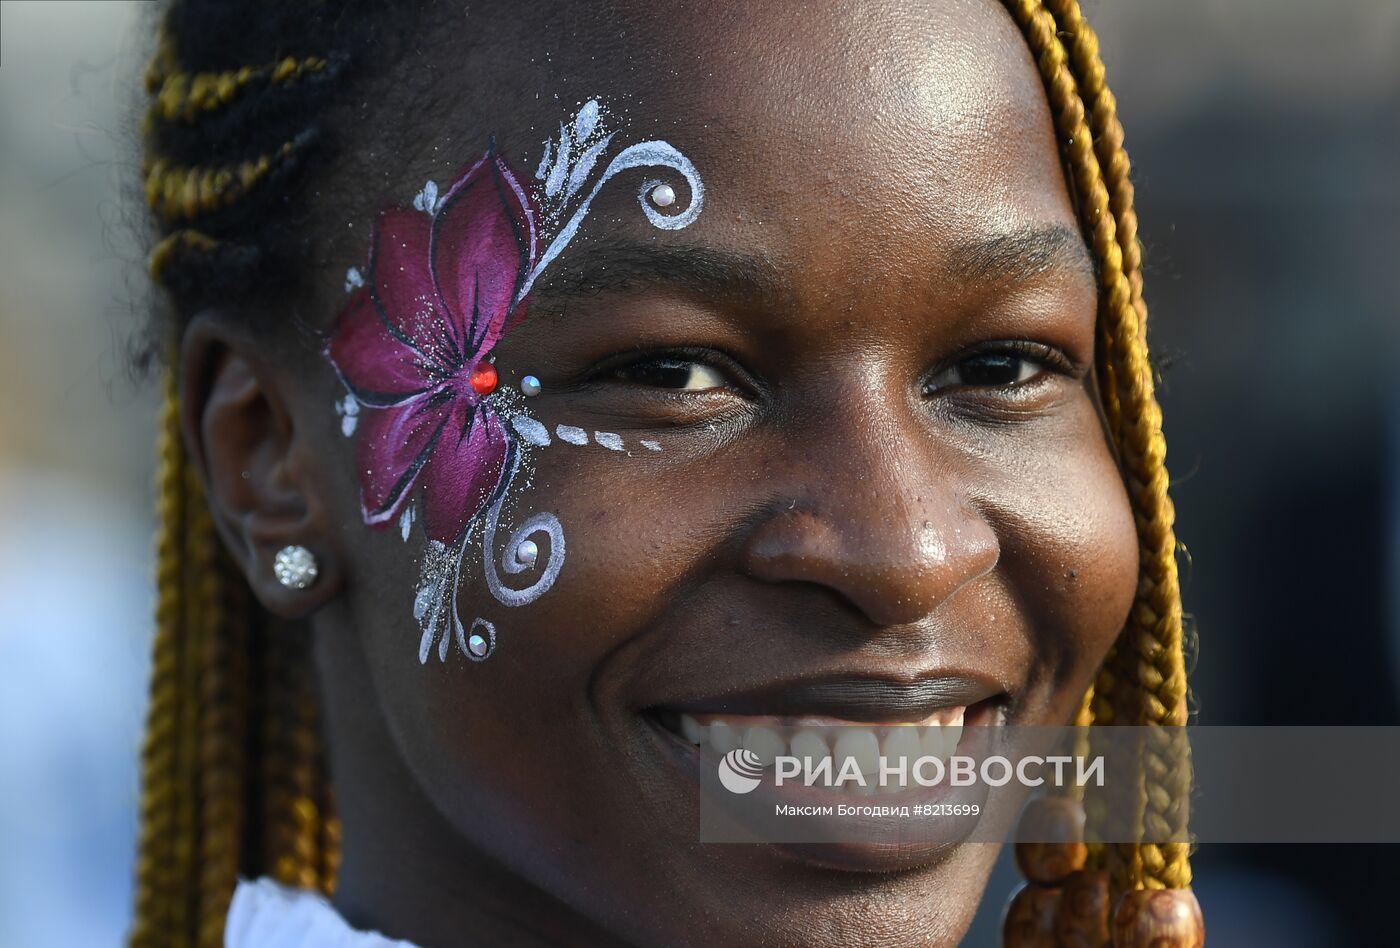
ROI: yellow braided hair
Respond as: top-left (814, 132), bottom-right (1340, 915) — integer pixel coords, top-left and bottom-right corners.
top-left (131, 370), bottom-right (334, 948)
top-left (144, 134), bottom-right (313, 224)
top-left (131, 1), bottom-right (362, 940)
top-left (1004, 0), bottom-right (1194, 901)
top-left (153, 56), bottom-right (329, 123)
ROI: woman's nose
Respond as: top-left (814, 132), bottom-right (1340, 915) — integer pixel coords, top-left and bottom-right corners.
top-left (738, 429), bottom-right (1000, 629)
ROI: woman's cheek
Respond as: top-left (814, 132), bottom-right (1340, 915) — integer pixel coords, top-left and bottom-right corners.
top-left (976, 409), bottom-right (1140, 711)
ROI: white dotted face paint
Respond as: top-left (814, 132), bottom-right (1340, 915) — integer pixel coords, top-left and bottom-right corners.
top-left (556, 424), bottom-right (589, 445)
top-left (594, 431), bottom-right (624, 451)
top-left (511, 415), bottom-right (552, 447)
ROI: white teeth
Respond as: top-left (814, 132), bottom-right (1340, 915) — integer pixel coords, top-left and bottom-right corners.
top-left (833, 728), bottom-right (881, 779)
top-left (920, 723), bottom-right (946, 760)
top-left (743, 726), bottom-right (786, 767)
top-left (880, 726), bottom-right (921, 790)
top-left (682, 706), bottom-right (981, 766)
top-left (789, 729), bottom-right (830, 770)
top-left (679, 714), bottom-right (707, 745)
top-left (943, 709), bottom-right (965, 756)
top-left (709, 720), bottom-right (739, 754)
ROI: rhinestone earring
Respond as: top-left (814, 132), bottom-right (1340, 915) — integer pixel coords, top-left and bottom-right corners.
top-left (273, 544), bottom-right (319, 589)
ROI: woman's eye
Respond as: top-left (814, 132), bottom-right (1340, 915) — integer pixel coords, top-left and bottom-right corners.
top-left (925, 352), bottom-right (1045, 393)
top-left (613, 358), bottom-right (728, 391)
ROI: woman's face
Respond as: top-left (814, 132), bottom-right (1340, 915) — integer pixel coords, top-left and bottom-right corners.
top-left (268, 0), bottom-right (1137, 944)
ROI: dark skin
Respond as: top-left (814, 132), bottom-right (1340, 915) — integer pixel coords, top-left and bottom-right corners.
top-left (180, 0), bottom-right (1137, 944)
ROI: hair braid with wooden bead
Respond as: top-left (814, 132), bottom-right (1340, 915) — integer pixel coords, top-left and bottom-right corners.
top-left (1002, 0), bottom-right (1195, 906)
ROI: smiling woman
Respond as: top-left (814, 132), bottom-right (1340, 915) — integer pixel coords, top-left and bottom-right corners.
top-left (130, 1), bottom-right (1198, 946)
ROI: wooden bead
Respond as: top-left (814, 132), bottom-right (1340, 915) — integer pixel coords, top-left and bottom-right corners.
top-left (1014, 796), bottom-right (1088, 884)
top-left (1112, 888), bottom-right (1204, 948)
top-left (1002, 882), bottom-right (1061, 948)
top-left (1055, 870), bottom-right (1111, 948)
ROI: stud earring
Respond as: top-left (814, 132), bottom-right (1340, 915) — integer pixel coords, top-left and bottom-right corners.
top-left (273, 545), bottom-right (319, 589)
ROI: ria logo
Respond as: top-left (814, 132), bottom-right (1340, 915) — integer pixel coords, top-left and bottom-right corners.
top-left (717, 748), bottom-right (765, 794)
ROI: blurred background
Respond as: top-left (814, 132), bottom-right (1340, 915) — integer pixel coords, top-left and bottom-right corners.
top-left (0, 0), bottom-right (1394, 945)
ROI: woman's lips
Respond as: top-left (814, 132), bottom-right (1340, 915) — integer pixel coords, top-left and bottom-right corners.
top-left (653, 672), bottom-right (1004, 722)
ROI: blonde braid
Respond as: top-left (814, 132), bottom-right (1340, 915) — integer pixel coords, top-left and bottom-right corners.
top-left (1043, 0), bottom-right (1148, 338)
top-left (320, 778), bottom-right (344, 895)
top-left (153, 56), bottom-right (329, 122)
top-left (144, 134), bottom-right (311, 224)
top-left (130, 370), bottom-right (340, 946)
top-left (190, 494), bottom-right (247, 948)
top-left (259, 627), bottom-right (328, 892)
top-left (1073, 5), bottom-right (1196, 868)
top-left (148, 231), bottom-right (224, 285)
top-left (131, 372), bottom-right (187, 947)
top-left (1004, 0), bottom-right (1192, 895)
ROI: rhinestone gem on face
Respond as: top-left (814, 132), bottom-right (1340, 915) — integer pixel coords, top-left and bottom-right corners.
top-left (515, 539), bottom-right (539, 566)
top-left (520, 374), bottom-right (542, 397)
top-left (649, 183), bottom-right (676, 208)
top-left (469, 361), bottom-right (499, 395)
top-left (273, 545), bottom-right (318, 589)
top-left (467, 633), bottom-right (489, 657)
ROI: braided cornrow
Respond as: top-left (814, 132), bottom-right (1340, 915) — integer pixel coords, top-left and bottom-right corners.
top-left (153, 56), bottom-right (330, 123)
top-left (138, 0), bottom-right (391, 321)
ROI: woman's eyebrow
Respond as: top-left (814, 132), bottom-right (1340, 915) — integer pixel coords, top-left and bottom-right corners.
top-left (945, 223), bottom-right (1096, 285)
top-left (528, 237), bottom-right (789, 312)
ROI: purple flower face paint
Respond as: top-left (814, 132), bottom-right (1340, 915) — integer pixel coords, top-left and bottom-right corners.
top-left (325, 99), bottom-right (704, 664)
top-left (326, 149), bottom-right (535, 545)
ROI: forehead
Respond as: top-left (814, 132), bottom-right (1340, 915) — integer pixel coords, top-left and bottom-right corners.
top-left (348, 0), bottom-right (1071, 299)
top-left (621, 0), bottom-right (1068, 226)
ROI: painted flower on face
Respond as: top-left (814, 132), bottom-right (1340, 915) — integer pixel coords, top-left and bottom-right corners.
top-left (326, 149), bottom-right (536, 544)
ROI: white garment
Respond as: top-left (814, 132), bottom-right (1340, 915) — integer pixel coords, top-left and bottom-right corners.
top-left (225, 878), bottom-right (421, 948)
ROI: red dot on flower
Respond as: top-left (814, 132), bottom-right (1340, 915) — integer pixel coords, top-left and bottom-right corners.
top-left (469, 362), bottom-right (498, 395)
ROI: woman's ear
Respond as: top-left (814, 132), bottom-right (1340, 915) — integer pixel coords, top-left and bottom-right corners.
top-left (179, 314), bottom-right (342, 617)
